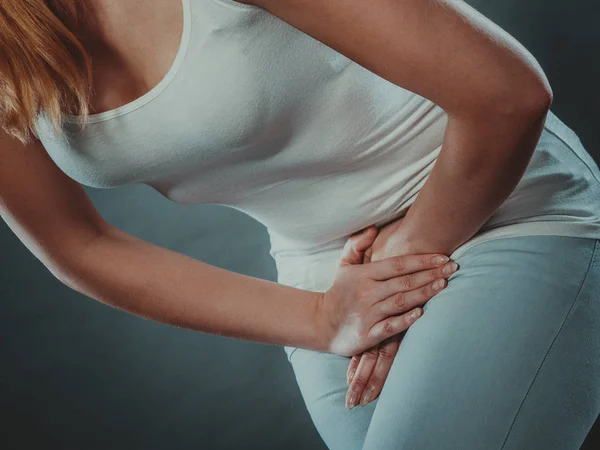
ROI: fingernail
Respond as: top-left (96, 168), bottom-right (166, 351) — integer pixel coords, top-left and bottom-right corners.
top-left (410, 309), bottom-right (421, 320)
top-left (360, 389), bottom-right (372, 406)
top-left (434, 279), bottom-right (446, 290)
top-left (442, 262), bottom-right (456, 275)
top-left (432, 255), bottom-right (449, 265)
top-left (346, 392), bottom-right (357, 409)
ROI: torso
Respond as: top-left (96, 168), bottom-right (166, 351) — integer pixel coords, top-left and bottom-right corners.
top-left (35, 0), bottom-right (600, 267)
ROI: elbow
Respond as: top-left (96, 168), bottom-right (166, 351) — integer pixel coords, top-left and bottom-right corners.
top-left (451, 81), bottom-right (553, 122)
top-left (499, 77), bottom-right (554, 118)
top-left (521, 83), bottom-right (553, 116)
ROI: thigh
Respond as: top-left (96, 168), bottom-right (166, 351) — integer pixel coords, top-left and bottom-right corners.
top-left (286, 346), bottom-right (378, 450)
top-left (362, 235), bottom-right (600, 450)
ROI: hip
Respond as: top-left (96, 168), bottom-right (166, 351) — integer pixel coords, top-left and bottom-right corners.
top-left (283, 233), bottom-right (600, 361)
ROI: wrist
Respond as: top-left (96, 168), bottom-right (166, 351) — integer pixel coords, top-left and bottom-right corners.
top-left (381, 220), bottom-right (425, 257)
top-left (391, 218), bottom-right (455, 256)
top-left (312, 290), bottom-right (335, 353)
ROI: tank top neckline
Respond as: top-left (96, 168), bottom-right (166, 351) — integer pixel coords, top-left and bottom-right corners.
top-left (63, 0), bottom-right (192, 125)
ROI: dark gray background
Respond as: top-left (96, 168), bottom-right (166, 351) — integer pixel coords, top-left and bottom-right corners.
top-left (1, 1), bottom-right (599, 448)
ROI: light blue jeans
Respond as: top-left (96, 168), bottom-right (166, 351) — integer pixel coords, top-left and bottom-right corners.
top-left (285, 235), bottom-right (600, 449)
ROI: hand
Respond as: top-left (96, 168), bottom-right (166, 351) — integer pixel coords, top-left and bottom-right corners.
top-left (363, 216), bottom-right (414, 264)
top-left (344, 218), bottom-right (457, 409)
top-left (345, 334), bottom-right (403, 409)
top-left (318, 225), bottom-right (455, 359)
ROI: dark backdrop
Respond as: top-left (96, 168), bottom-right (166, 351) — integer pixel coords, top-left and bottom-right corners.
top-left (1, 1), bottom-right (598, 449)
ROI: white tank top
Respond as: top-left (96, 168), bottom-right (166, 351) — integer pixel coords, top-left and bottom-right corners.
top-left (34, 0), bottom-right (600, 292)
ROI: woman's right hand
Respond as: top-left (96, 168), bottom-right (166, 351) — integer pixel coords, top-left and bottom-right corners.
top-left (317, 225), bottom-right (453, 357)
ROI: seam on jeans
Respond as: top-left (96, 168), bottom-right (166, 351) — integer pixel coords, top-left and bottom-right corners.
top-left (499, 238), bottom-right (599, 450)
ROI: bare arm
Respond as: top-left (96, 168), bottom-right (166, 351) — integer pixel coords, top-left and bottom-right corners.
top-left (2, 129), bottom-right (452, 356)
top-left (0, 130), bottom-right (325, 352)
top-left (251, 0), bottom-right (553, 255)
top-left (392, 108), bottom-right (549, 256)
top-left (61, 227), bottom-right (325, 350)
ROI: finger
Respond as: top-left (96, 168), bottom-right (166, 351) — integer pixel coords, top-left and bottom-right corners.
top-left (367, 307), bottom-right (423, 345)
top-left (360, 335), bottom-right (402, 406)
top-left (346, 346), bottom-right (378, 409)
top-left (346, 354), bottom-right (360, 385)
top-left (339, 226), bottom-right (379, 267)
top-left (365, 253), bottom-right (450, 281)
top-left (375, 260), bottom-right (457, 300)
top-left (371, 279), bottom-right (446, 323)
top-left (362, 246), bottom-right (373, 264)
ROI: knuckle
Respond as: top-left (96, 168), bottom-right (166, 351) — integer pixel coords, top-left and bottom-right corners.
top-left (352, 375), bottom-right (368, 387)
top-left (395, 255), bottom-right (406, 272)
top-left (378, 345), bottom-right (397, 360)
top-left (364, 347), bottom-right (378, 358)
top-left (382, 319), bottom-right (394, 335)
top-left (400, 275), bottom-right (414, 290)
top-left (393, 293), bottom-right (407, 311)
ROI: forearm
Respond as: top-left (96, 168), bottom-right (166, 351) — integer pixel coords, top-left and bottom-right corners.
top-left (397, 105), bottom-right (550, 256)
top-left (57, 228), bottom-right (328, 352)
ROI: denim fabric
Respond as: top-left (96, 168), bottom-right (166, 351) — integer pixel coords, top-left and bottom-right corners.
top-left (285, 235), bottom-right (600, 450)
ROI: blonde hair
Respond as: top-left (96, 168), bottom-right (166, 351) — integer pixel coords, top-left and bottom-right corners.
top-left (0, 0), bottom-right (92, 145)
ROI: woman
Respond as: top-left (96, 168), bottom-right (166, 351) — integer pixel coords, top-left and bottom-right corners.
top-left (1, 0), bottom-right (599, 448)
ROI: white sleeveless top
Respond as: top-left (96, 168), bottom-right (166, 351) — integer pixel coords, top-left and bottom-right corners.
top-left (34, 0), bottom-right (600, 292)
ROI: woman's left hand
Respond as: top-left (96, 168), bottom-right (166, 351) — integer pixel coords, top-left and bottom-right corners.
top-left (344, 218), bottom-right (407, 409)
top-left (345, 331), bottom-right (404, 408)
top-left (345, 216), bottom-right (449, 409)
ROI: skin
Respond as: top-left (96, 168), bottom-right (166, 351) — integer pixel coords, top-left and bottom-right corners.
top-left (0, 0), bottom-right (456, 415)
top-left (76, 0), bottom-right (185, 115)
top-left (3, 0), bottom-right (551, 413)
top-left (73, 0), bottom-right (551, 411)
top-left (73, 0), bottom-right (463, 409)
top-left (250, 0), bottom-right (552, 409)
top-left (340, 222), bottom-right (459, 409)
top-left (0, 0), bottom-right (188, 276)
